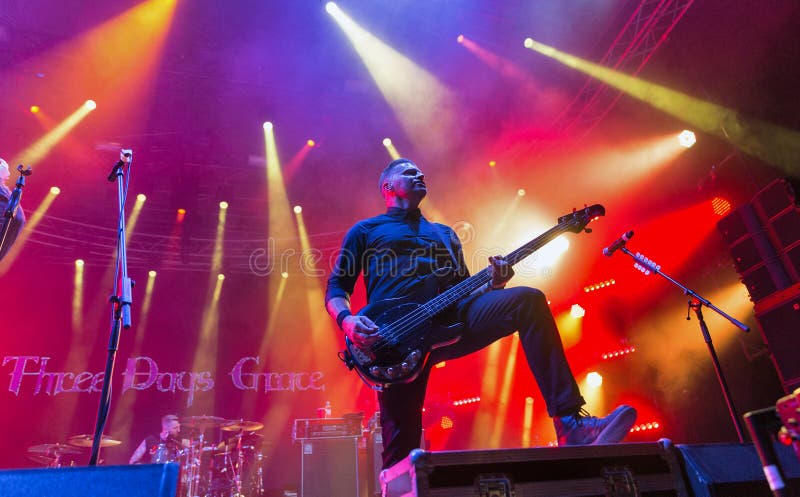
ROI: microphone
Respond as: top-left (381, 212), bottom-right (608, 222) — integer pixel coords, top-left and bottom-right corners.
top-left (603, 230), bottom-right (634, 257)
top-left (107, 149), bottom-right (133, 182)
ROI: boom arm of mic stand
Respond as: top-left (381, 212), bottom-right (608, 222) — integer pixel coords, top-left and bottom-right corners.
top-left (620, 246), bottom-right (749, 332)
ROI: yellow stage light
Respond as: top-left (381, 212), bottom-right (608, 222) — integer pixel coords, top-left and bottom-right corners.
top-left (263, 121), bottom-right (273, 131)
top-left (307, 139), bottom-right (316, 147)
top-left (30, 105), bottom-right (40, 114)
top-left (217, 273), bottom-right (225, 281)
top-left (678, 130), bottom-right (696, 148)
top-left (75, 259), bottom-right (85, 267)
top-left (586, 371), bottom-right (603, 387)
top-left (517, 188), bottom-right (526, 197)
top-left (11, 101), bottom-right (97, 166)
top-left (293, 205), bottom-right (302, 214)
top-left (50, 186), bottom-right (61, 195)
top-left (148, 270), bottom-right (157, 277)
top-left (84, 100), bottom-right (97, 110)
top-left (382, 138), bottom-right (392, 146)
top-left (328, 6), bottom-right (456, 152)
top-left (523, 38), bottom-right (800, 173)
top-left (136, 193), bottom-right (146, 202)
top-left (488, 160), bottom-right (496, 167)
top-left (281, 271), bottom-right (289, 279)
top-left (570, 304), bottom-right (586, 319)
top-left (219, 201), bottom-right (229, 210)
top-left (457, 34), bottom-right (464, 44)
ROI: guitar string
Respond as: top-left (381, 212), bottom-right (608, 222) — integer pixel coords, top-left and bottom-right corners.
top-left (366, 221), bottom-right (580, 357)
top-left (369, 222), bottom-right (577, 354)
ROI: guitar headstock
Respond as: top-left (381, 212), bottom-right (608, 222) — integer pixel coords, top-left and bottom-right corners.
top-left (558, 204), bottom-right (605, 233)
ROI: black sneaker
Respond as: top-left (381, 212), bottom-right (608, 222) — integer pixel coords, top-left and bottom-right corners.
top-left (554, 405), bottom-right (637, 446)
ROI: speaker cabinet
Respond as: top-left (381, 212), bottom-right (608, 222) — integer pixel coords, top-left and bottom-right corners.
top-left (0, 463), bottom-right (179, 497)
top-left (300, 436), bottom-right (361, 497)
top-left (677, 443), bottom-right (800, 497)
top-left (755, 286), bottom-right (800, 392)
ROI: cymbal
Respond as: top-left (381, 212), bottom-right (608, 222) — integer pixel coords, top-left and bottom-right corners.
top-left (220, 420), bottom-right (264, 432)
top-left (181, 415), bottom-right (227, 429)
top-left (67, 434), bottom-right (122, 448)
top-left (27, 443), bottom-right (81, 456)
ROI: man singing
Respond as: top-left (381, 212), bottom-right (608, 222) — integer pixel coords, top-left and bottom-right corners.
top-left (325, 158), bottom-right (637, 470)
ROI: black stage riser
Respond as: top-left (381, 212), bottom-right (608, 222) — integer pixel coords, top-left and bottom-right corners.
top-left (0, 463), bottom-right (179, 497)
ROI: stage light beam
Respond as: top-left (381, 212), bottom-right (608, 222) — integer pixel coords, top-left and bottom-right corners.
top-left (327, 6), bottom-right (457, 152)
top-left (11, 101), bottom-right (97, 166)
top-left (0, 187), bottom-right (61, 274)
top-left (523, 38), bottom-right (800, 173)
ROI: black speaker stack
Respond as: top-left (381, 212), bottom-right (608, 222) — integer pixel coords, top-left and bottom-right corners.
top-left (717, 178), bottom-right (800, 393)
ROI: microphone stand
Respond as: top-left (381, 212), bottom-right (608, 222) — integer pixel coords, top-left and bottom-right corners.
top-left (620, 246), bottom-right (749, 443)
top-left (89, 151), bottom-right (134, 466)
top-left (0, 165), bottom-right (32, 255)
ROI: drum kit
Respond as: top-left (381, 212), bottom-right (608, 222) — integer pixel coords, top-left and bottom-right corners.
top-left (173, 416), bottom-right (266, 497)
top-left (24, 417), bottom-right (266, 497)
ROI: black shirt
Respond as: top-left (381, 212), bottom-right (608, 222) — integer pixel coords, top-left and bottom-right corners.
top-left (325, 207), bottom-right (469, 306)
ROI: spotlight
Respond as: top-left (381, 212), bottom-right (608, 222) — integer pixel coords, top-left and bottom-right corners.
top-left (678, 130), bottom-right (696, 148)
top-left (75, 259), bottom-right (84, 267)
top-left (457, 34), bottom-right (464, 44)
top-left (136, 193), bottom-right (146, 202)
top-left (30, 105), bottom-right (40, 114)
top-left (382, 137), bottom-right (392, 146)
top-left (488, 160), bottom-right (496, 167)
top-left (263, 121), bottom-right (273, 131)
top-left (523, 38), bottom-right (533, 48)
top-left (177, 208), bottom-right (186, 215)
top-left (586, 371), bottom-right (603, 387)
top-left (325, 2), bottom-right (339, 15)
top-left (217, 274), bottom-right (225, 281)
top-left (307, 139), bottom-right (316, 147)
top-left (148, 270), bottom-right (157, 277)
top-left (50, 186), bottom-right (61, 195)
top-left (570, 304), bottom-right (585, 318)
top-left (293, 205), bottom-right (303, 214)
top-left (219, 201), bottom-right (229, 210)
top-left (711, 197), bottom-right (731, 216)
top-left (517, 188), bottom-right (526, 197)
top-left (84, 100), bottom-right (97, 110)
top-left (281, 271), bottom-right (289, 279)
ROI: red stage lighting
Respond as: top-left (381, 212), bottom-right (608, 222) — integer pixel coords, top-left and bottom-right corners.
top-left (711, 197), bottom-right (731, 216)
top-left (440, 416), bottom-right (454, 430)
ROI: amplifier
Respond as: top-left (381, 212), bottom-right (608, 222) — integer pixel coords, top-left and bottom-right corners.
top-left (293, 416), bottom-right (363, 440)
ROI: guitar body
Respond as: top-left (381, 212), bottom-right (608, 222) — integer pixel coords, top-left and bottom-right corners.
top-left (342, 269), bottom-right (463, 388)
top-left (339, 204), bottom-right (605, 390)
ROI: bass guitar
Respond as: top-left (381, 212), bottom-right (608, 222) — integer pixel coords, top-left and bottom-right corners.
top-left (340, 204), bottom-right (605, 390)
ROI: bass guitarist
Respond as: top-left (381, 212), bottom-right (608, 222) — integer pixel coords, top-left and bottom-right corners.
top-left (325, 158), bottom-right (637, 470)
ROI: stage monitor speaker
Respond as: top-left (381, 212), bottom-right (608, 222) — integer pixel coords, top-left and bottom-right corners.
top-left (677, 443), bottom-right (800, 497)
top-left (0, 463), bottom-right (179, 497)
top-left (300, 436), bottom-right (361, 497)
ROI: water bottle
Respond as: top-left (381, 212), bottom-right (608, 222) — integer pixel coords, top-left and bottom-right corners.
top-left (324, 400), bottom-right (332, 418)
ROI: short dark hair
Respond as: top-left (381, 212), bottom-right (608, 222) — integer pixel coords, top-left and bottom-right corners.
top-left (378, 158), bottom-right (414, 191)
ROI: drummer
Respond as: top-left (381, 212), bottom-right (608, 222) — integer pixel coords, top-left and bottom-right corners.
top-left (129, 414), bottom-right (184, 464)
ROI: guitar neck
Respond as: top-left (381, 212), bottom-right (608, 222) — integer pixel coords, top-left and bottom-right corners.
top-left (423, 222), bottom-right (575, 315)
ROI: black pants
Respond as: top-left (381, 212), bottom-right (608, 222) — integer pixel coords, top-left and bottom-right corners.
top-left (378, 286), bottom-right (584, 469)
